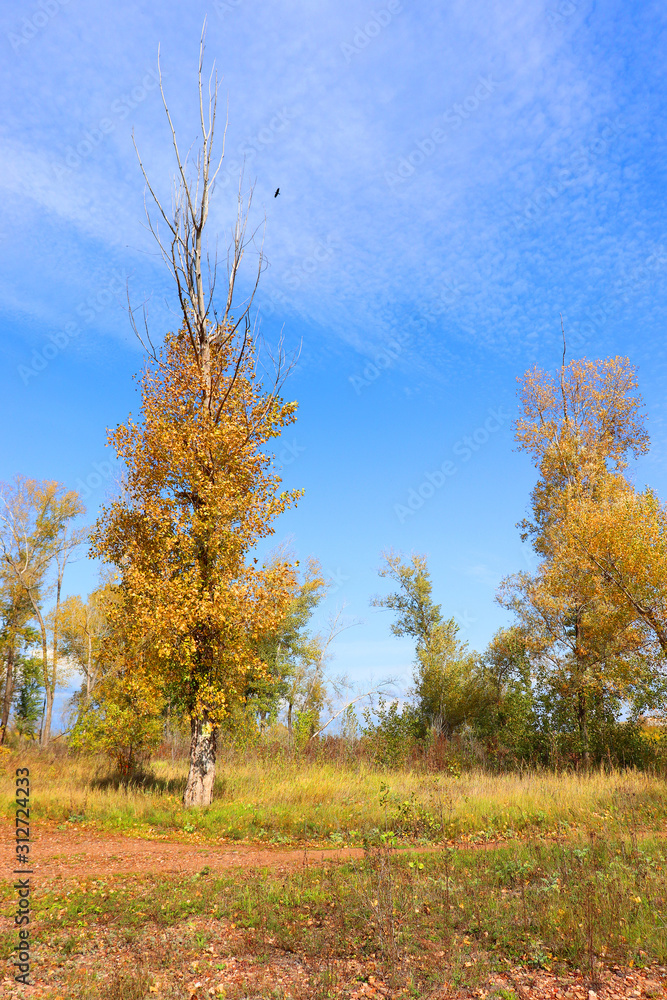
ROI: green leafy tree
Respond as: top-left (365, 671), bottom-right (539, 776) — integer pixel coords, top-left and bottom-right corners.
top-left (0, 575), bottom-right (38, 743)
top-left (12, 656), bottom-right (44, 740)
top-left (248, 556), bottom-right (329, 732)
top-left (67, 583), bottom-right (167, 775)
top-left (372, 550), bottom-right (447, 646)
top-left (361, 697), bottom-right (423, 769)
top-left (0, 476), bottom-right (84, 746)
top-left (69, 669), bottom-right (164, 778)
top-left (372, 550), bottom-right (486, 734)
top-left (476, 626), bottom-right (538, 763)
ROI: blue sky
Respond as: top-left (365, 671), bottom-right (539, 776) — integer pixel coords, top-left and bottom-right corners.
top-left (2, 0), bottom-right (667, 717)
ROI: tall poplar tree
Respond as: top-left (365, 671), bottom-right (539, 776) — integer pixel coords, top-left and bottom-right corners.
top-left (92, 31), bottom-right (302, 806)
top-left (500, 356), bottom-right (655, 765)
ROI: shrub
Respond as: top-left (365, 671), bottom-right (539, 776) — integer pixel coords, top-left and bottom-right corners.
top-left (69, 676), bottom-right (163, 777)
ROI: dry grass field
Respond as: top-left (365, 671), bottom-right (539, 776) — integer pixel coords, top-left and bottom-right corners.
top-left (4, 746), bottom-right (667, 844)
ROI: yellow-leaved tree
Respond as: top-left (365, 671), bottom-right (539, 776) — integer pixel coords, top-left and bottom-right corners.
top-left (499, 354), bottom-right (661, 765)
top-left (59, 572), bottom-right (118, 704)
top-left (514, 355), bottom-right (649, 555)
top-left (544, 473), bottom-right (667, 659)
top-left (91, 34), bottom-right (302, 806)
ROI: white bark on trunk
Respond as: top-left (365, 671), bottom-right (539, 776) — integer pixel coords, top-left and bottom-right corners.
top-left (183, 714), bottom-right (217, 807)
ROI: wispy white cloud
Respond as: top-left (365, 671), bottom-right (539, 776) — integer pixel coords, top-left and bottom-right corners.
top-left (1, 0), bottom-right (666, 384)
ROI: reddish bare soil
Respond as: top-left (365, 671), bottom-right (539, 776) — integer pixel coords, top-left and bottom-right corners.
top-left (5, 823), bottom-right (515, 879)
top-left (8, 822), bottom-right (667, 880)
top-left (8, 824), bottom-right (372, 879)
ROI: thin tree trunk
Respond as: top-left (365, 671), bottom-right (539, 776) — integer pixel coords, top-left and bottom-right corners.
top-left (183, 713), bottom-right (217, 807)
top-left (39, 696), bottom-right (46, 742)
top-left (574, 616), bottom-right (590, 771)
top-left (86, 632), bottom-right (93, 700)
top-left (0, 646), bottom-right (15, 743)
top-left (43, 687), bottom-right (54, 748)
top-left (46, 573), bottom-right (63, 743)
top-left (34, 607), bottom-right (50, 747)
top-left (577, 688), bottom-right (589, 771)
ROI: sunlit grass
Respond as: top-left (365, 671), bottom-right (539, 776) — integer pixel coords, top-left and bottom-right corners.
top-left (3, 746), bottom-right (666, 845)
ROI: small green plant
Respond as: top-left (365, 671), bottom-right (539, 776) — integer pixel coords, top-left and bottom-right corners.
top-left (61, 935), bottom-right (78, 955)
top-left (69, 677), bottom-right (163, 778)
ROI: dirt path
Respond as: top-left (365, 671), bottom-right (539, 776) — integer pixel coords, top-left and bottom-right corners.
top-left (5, 823), bottom-right (666, 881)
top-left (4, 824), bottom-right (513, 880)
top-left (6, 826), bottom-right (369, 879)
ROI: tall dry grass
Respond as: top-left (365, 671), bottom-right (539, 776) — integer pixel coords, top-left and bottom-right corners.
top-left (2, 743), bottom-right (665, 844)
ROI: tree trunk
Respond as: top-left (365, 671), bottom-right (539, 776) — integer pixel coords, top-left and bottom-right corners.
top-left (46, 572), bottom-right (63, 743)
top-left (577, 689), bottom-right (589, 771)
top-left (0, 646), bottom-right (15, 743)
top-left (86, 632), bottom-right (93, 700)
top-left (183, 713), bottom-right (217, 807)
top-left (42, 686), bottom-right (54, 749)
top-left (35, 609), bottom-right (50, 747)
top-left (39, 696), bottom-right (46, 744)
top-left (573, 619), bottom-right (590, 771)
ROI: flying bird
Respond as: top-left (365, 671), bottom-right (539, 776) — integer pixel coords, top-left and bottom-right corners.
top-left (274, 188), bottom-right (280, 198)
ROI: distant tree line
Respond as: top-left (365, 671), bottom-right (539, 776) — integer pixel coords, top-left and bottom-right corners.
top-left (365, 356), bottom-right (667, 771)
top-left (2, 356), bottom-right (666, 779)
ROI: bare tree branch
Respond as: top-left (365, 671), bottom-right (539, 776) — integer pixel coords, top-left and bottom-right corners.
top-left (129, 21), bottom-right (283, 425)
top-left (309, 684), bottom-right (395, 741)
